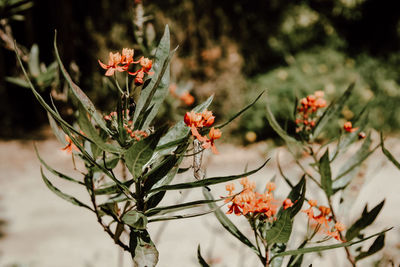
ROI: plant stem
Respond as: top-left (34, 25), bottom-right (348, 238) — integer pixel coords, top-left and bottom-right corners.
top-left (328, 199), bottom-right (356, 267)
top-left (89, 173), bottom-right (130, 252)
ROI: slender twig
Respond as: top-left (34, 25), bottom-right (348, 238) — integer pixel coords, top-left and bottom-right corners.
top-left (89, 173), bottom-right (130, 252)
top-left (328, 199), bottom-right (356, 267)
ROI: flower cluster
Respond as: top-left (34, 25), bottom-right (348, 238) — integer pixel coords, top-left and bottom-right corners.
top-left (98, 48), bottom-right (154, 85)
top-left (295, 91), bottom-right (327, 133)
top-left (302, 200), bottom-right (345, 241)
top-left (104, 110), bottom-right (148, 141)
top-left (224, 178), bottom-right (293, 219)
top-left (184, 110), bottom-right (221, 154)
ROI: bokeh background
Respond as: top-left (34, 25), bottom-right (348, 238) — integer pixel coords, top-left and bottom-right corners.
top-left (1, 0), bottom-right (400, 266)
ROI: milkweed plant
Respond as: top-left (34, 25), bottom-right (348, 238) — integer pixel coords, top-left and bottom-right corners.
top-left (14, 24), bottom-right (399, 267)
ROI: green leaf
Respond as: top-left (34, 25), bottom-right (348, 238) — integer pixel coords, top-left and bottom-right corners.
top-left (216, 91), bottom-right (264, 129)
top-left (77, 104), bottom-right (123, 153)
top-left (287, 241), bottom-right (307, 267)
top-left (54, 32), bottom-right (111, 135)
top-left (94, 180), bottom-right (135, 195)
top-left (47, 112), bottom-right (67, 144)
top-left (129, 229), bottom-right (159, 267)
top-left (197, 245), bottom-right (210, 267)
top-left (333, 133), bottom-right (374, 188)
top-left (5, 76), bottom-right (30, 88)
top-left (355, 234), bottom-right (385, 261)
top-left (269, 228), bottom-right (392, 263)
top-left (319, 149), bottom-right (333, 197)
top-left (311, 83), bottom-right (355, 140)
top-left (40, 167), bottom-right (93, 211)
top-left (331, 106), bottom-right (369, 161)
top-left (157, 95), bottom-right (214, 156)
top-left (380, 133), bottom-right (400, 170)
top-left (286, 176), bottom-right (306, 218)
top-left (35, 145), bottom-right (83, 185)
top-left (345, 200), bottom-right (385, 241)
top-left (125, 127), bottom-right (166, 180)
top-left (144, 191), bottom-right (166, 210)
top-left (143, 154), bottom-right (179, 192)
top-left (264, 210), bottom-right (292, 246)
top-left (133, 25), bottom-right (174, 128)
top-left (122, 211), bottom-right (148, 230)
top-left (266, 101), bottom-right (300, 147)
top-left (149, 159), bottom-right (269, 193)
top-left (145, 197), bottom-right (226, 217)
top-left (28, 44), bottom-right (40, 77)
top-left (147, 204), bottom-right (225, 223)
top-left (203, 188), bottom-right (261, 257)
top-left (114, 222), bottom-right (125, 243)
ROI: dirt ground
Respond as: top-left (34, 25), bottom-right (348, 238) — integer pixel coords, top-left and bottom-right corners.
top-left (0, 133), bottom-right (399, 267)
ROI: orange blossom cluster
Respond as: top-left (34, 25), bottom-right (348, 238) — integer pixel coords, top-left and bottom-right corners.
top-left (98, 48), bottom-right (154, 85)
top-left (224, 178), bottom-right (293, 219)
top-left (295, 91), bottom-right (327, 133)
top-left (184, 110), bottom-right (221, 154)
top-left (302, 200), bottom-right (345, 241)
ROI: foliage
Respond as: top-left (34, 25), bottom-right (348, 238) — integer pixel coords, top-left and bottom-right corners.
top-left (16, 25), bottom-right (266, 266)
top-left (204, 87), bottom-right (393, 266)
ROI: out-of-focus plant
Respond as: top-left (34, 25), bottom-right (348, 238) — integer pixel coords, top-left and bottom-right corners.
top-left (6, 44), bottom-right (59, 93)
top-left (241, 48), bottom-right (400, 141)
top-left (200, 86), bottom-right (393, 266)
top-left (15, 25), bottom-right (265, 266)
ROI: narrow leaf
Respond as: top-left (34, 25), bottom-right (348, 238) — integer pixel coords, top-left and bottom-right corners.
top-left (125, 127), bottom-right (166, 179)
top-left (266, 102), bottom-right (300, 147)
top-left (54, 32), bottom-right (111, 135)
top-left (149, 159), bottom-right (269, 193)
top-left (40, 167), bottom-right (92, 211)
top-left (203, 188), bottom-right (261, 257)
top-left (312, 83), bottom-right (355, 140)
top-left (264, 210), bottom-right (292, 246)
top-left (269, 228), bottom-right (392, 262)
top-left (216, 91), bottom-right (264, 129)
top-left (319, 149), bottom-right (333, 197)
top-left (355, 234), bottom-right (385, 261)
top-left (122, 211), bottom-right (148, 230)
top-left (35, 145), bottom-right (83, 185)
top-left (145, 198), bottom-right (226, 217)
top-left (197, 245), bottom-right (210, 267)
top-left (381, 133), bottom-right (400, 170)
top-left (345, 200), bottom-right (385, 241)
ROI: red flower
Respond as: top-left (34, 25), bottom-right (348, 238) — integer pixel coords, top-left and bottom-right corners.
top-left (283, 198), bottom-right (294, 210)
top-left (344, 121), bottom-right (358, 133)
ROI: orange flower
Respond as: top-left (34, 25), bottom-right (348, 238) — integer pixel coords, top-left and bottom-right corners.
top-left (98, 52), bottom-right (125, 76)
top-left (61, 135), bottom-right (79, 154)
top-left (180, 91), bottom-right (195, 106)
top-left (344, 121), bottom-right (358, 133)
top-left (266, 182), bottom-right (276, 192)
top-left (296, 91), bottom-right (327, 133)
top-left (202, 127), bottom-right (222, 154)
top-left (283, 198), bottom-right (294, 210)
top-left (201, 110), bottom-right (215, 127)
top-left (121, 48), bottom-right (134, 65)
top-left (129, 56), bottom-right (154, 85)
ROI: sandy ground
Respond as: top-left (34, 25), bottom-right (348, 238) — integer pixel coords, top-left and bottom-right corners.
top-left (0, 134), bottom-right (400, 267)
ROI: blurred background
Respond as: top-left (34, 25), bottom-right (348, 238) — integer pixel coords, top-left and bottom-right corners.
top-left (1, 0), bottom-right (400, 141)
top-left (1, 0), bottom-right (400, 266)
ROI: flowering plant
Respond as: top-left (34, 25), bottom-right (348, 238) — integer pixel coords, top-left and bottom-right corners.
top-left (200, 86), bottom-right (393, 266)
top-left (15, 26), bottom-right (267, 266)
